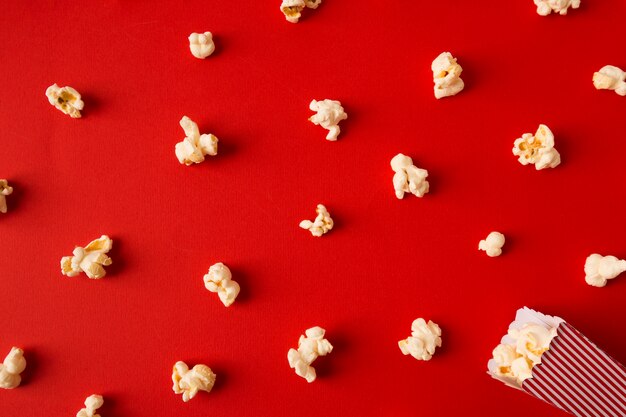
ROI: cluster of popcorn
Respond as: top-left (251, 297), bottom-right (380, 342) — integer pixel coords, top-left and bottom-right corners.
top-left (308, 99), bottom-right (348, 141)
top-left (287, 326), bottom-right (333, 383)
top-left (0, 347), bottom-right (26, 389)
top-left (76, 395), bottom-right (104, 417)
top-left (534, 0), bottom-right (580, 16)
top-left (280, 0), bottom-right (322, 23)
top-left (432, 52), bottom-right (464, 99)
top-left (61, 235), bottom-right (113, 279)
top-left (175, 116), bottom-right (219, 165)
top-left (478, 232), bottom-right (505, 257)
top-left (0, 179), bottom-right (13, 214)
top-left (512, 124), bottom-right (561, 170)
top-left (398, 319), bottom-right (442, 361)
top-left (299, 204), bottom-right (333, 237)
top-left (172, 361), bottom-right (216, 402)
top-left (46, 84), bottom-right (84, 118)
top-left (188, 32), bottom-right (215, 59)
top-left (584, 253), bottom-right (626, 287)
top-left (204, 262), bottom-right (240, 307)
top-left (390, 153), bottom-right (429, 199)
top-left (593, 65), bottom-right (626, 96)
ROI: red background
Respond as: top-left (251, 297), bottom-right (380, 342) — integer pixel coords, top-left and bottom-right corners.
top-left (1, 1), bottom-right (625, 416)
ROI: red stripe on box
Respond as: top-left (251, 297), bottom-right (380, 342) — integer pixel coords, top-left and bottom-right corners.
top-left (522, 323), bottom-right (626, 417)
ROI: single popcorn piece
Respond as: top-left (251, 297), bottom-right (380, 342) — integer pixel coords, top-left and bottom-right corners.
top-left (203, 262), bottom-right (240, 307)
top-left (0, 347), bottom-right (26, 389)
top-left (534, 0), bottom-right (581, 16)
top-left (76, 394), bottom-right (104, 417)
top-left (287, 326), bottom-right (333, 383)
top-left (432, 52), bottom-right (464, 99)
top-left (60, 235), bottom-right (113, 279)
top-left (512, 124), bottom-right (561, 170)
top-left (172, 361), bottom-right (216, 402)
top-left (593, 65), bottom-right (626, 96)
top-left (188, 32), bottom-right (215, 59)
top-left (584, 254), bottom-right (626, 287)
top-left (0, 179), bottom-right (13, 214)
top-left (308, 99), bottom-right (348, 141)
top-left (398, 318), bottom-right (442, 361)
top-left (280, 0), bottom-right (321, 23)
top-left (299, 204), bottom-right (333, 237)
top-left (175, 116), bottom-right (218, 165)
top-left (390, 153), bottom-right (429, 199)
top-left (45, 84), bottom-right (84, 118)
top-left (478, 232), bottom-right (505, 257)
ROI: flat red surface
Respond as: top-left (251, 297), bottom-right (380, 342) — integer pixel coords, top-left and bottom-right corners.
top-left (1, 1), bottom-right (625, 416)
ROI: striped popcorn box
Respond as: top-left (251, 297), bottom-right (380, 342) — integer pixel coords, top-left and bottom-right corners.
top-left (488, 307), bottom-right (626, 416)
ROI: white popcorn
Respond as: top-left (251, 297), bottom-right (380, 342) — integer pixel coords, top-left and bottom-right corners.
top-left (593, 65), bottom-right (626, 96)
top-left (175, 116), bottom-right (219, 166)
top-left (189, 32), bottom-right (215, 59)
top-left (61, 235), bottom-right (113, 279)
top-left (0, 179), bottom-right (13, 214)
top-left (172, 361), bottom-right (216, 402)
top-left (203, 262), bottom-right (240, 307)
top-left (534, 0), bottom-right (581, 16)
top-left (398, 318), bottom-right (442, 361)
top-left (432, 52), bottom-right (464, 99)
top-left (280, 0), bottom-right (321, 23)
top-left (287, 326), bottom-right (333, 383)
top-left (584, 254), bottom-right (626, 287)
top-left (76, 394), bottom-right (104, 417)
top-left (45, 84), bottom-right (84, 118)
top-left (478, 232), bottom-right (505, 257)
top-left (512, 124), bottom-right (561, 170)
top-left (0, 347), bottom-right (26, 389)
top-left (299, 204), bottom-right (333, 237)
top-left (308, 99), bottom-right (348, 141)
top-left (390, 153), bottom-right (429, 199)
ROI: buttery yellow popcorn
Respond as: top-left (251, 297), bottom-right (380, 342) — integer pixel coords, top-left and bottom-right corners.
top-left (46, 84), bottom-right (84, 118)
top-left (175, 116), bottom-right (218, 165)
top-left (398, 318), bottom-right (442, 361)
top-left (76, 395), bottom-right (104, 417)
top-left (0, 179), bottom-right (13, 214)
top-left (512, 124), bottom-right (561, 170)
top-left (280, 0), bottom-right (321, 23)
top-left (172, 361), bottom-right (216, 402)
top-left (61, 235), bottom-right (113, 279)
top-left (287, 326), bottom-right (333, 383)
top-left (0, 347), bottom-right (26, 389)
top-left (299, 204), bottom-right (333, 237)
top-left (203, 262), bottom-right (240, 307)
top-left (593, 65), bottom-right (626, 96)
top-left (432, 52), bottom-right (464, 99)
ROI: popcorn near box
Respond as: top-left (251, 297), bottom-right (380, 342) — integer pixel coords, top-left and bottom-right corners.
top-left (488, 307), bottom-right (626, 416)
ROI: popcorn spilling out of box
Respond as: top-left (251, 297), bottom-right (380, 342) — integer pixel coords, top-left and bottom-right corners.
top-left (432, 52), bottom-right (464, 99)
top-left (61, 235), bottom-right (113, 279)
top-left (391, 153), bottom-right (429, 199)
top-left (398, 318), bottom-right (442, 361)
top-left (172, 361), bottom-right (216, 402)
top-left (0, 347), bottom-right (26, 389)
top-left (46, 84), bottom-right (84, 118)
top-left (584, 253), bottom-right (626, 287)
top-left (299, 204), bottom-right (333, 237)
top-left (76, 394), bottom-right (104, 417)
top-left (512, 124), bottom-right (561, 170)
top-left (288, 326), bottom-right (333, 383)
top-left (189, 32), bottom-right (215, 59)
top-left (534, 0), bottom-right (581, 16)
top-left (309, 99), bottom-right (347, 141)
top-left (593, 65), bottom-right (626, 96)
top-left (204, 262), bottom-right (240, 307)
top-left (488, 307), bottom-right (626, 416)
top-left (175, 116), bottom-right (218, 165)
top-left (280, 0), bottom-right (322, 23)
top-left (0, 179), bottom-right (13, 214)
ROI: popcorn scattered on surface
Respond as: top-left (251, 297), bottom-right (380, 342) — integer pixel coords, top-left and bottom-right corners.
top-left (175, 116), bottom-right (219, 165)
top-left (61, 235), bottom-right (113, 279)
top-left (593, 65), bottom-right (626, 96)
top-left (432, 52), bottom-right (464, 99)
top-left (189, 32), bottom-right (215, 59)
top-left (0, 347), bottom-right (26, 389)
top-left (45, 84), bottom-right (84, 118)
top-left (76, 394), bottom-right (104, 417)
top-left (308, 99), bottom-right (347, 141)
top-left (299, 204), bottom-right (333, 237)
top-left (203, 262), bottom-right (240, 307)
top-left (398, 318), bottom-right (442, 361)
top-left (288, 326), bottom-right (333, 383)
top-left (0, 179), bottom-right (13, 214)
top-left (390, 153), bottom-right (429, 199)
top-left (584, 254), bottom-right (626, 287)
top-left (478, 232), bottom-right (505, 257)
top-left (280, 0), bottom-right (321, 23)
top-left (172, 361), bottom-right (216, 402)
top-left (512, 124), bottom-right (561, 170)
top-left (534, 0), bottom-right (580, 16)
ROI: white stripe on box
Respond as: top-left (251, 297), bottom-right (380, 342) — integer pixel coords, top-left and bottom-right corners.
top-left (533, 360), bottom-right (595, 417)
top-left (524, 379), bottom-right (567, 412)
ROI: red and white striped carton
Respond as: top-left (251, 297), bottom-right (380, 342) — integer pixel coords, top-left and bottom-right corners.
top-left (488, 307), bottom-right (626, 416)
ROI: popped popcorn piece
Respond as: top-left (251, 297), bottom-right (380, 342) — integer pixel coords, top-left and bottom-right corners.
top-left (308, 99), bottom-right (348, 141)
top-left (593, 65), bottom-right (626, 96)
top-left (390, 153), bottom-right (429, 199)
top-left (512, 124), bottom-right (561, 170)
top-left (280, 0), bottom-right (321, 23)
top-left (0, 347), bottom-right (26, 389)
top-left (76, 395), bottom-right (104, 417)
top-left (172, 361), bottom-right (216, 402)
top-left (398, 318), bottom-right (442, 361)
top-left (534, 0), bottom-right (581, 16)
top-left (175, 116), bottom-right (219, 165)
top-left (61, 235), bottom-right (113, 279)
top-left (584, 254), bottom-right (626, 287)
top-left (45, 84), bottom-right (84, 118)
top-left (432, 52), bottom-right (464, 99)
top-left (299, 204), bottom-right (333, 237)
top-left (287, 326), bottom-right (333, 383)
top-left (203, 262), bottom-right (240, 307)
top-left (0, 179), bottom-right (13, 214)
top-left (478, 232), bottom-right (505, 257)
top-left (189, 32), bottom-right (215, 59)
